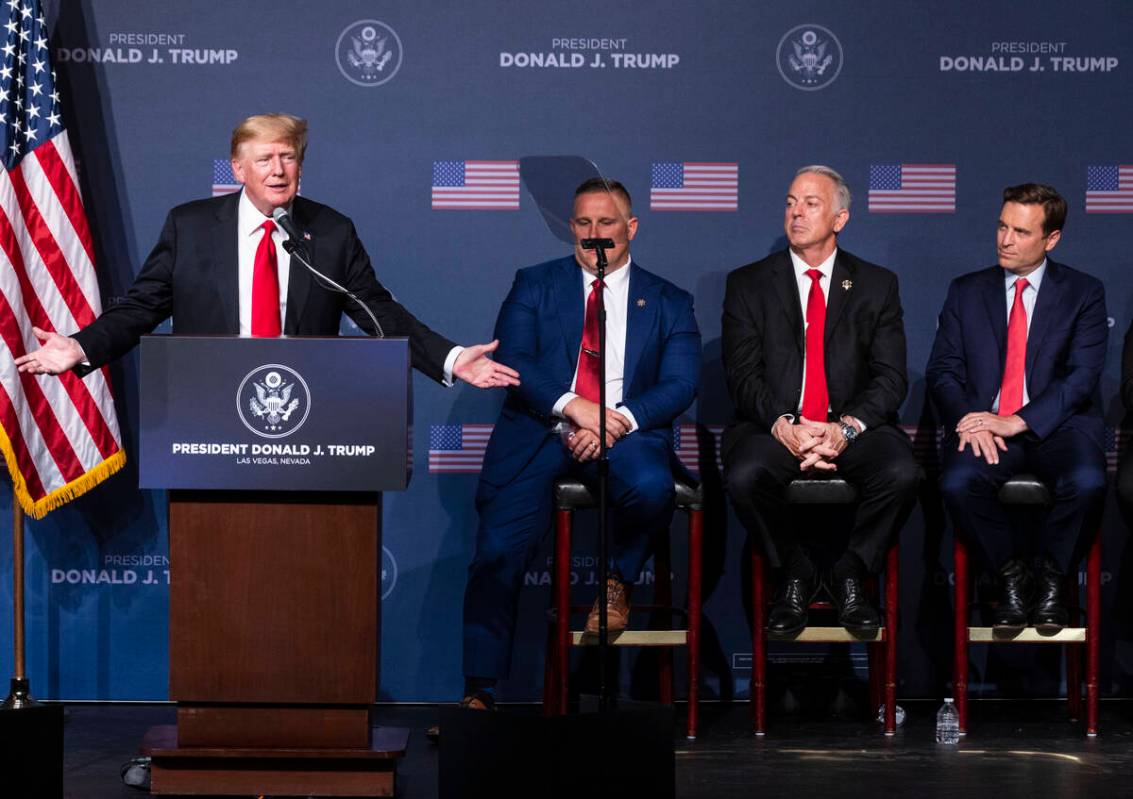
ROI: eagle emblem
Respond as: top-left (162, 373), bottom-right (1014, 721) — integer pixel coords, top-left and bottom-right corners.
top-left (248, 371), bottom-right (300, 431)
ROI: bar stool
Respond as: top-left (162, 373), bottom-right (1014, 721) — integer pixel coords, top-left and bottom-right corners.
top-left (953, 473), bottom-right (1101, 736)
top-left (542, 477), bottom-right (703, 740)
top-left (750, 477), bottom-right (900, 735)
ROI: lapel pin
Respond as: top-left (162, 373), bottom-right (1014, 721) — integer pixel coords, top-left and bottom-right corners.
top-left (841, 279), bottom-right (852, 291)
top-left (303, 232), bottom-right (312, 241)
top-left (636, 298), bottom-right (646, 308)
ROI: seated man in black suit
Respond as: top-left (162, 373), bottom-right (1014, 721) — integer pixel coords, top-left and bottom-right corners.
top-left (16, 113), bottom-right (517, 391)
top-left (722, 165), bottom-right (919, 637)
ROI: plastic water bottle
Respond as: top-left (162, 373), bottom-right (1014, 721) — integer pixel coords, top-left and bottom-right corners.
top-left (935, 698), bottom-right (960, 744)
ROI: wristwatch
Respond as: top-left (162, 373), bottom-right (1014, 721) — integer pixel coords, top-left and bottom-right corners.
top-left (839, 420), bottom-right (859, 443)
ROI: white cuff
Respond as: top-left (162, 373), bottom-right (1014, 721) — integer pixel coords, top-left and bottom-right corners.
top-left (552, 392), bottom-right (578, 418)
top-left (442, 345), bottom-right (463, 387)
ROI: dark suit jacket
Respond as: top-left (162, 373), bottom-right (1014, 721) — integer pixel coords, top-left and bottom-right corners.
top-left (925, 259), bottom-right (1107, 447)
top-left (72, 192), bottom-right (455, 383)
top-left (478, 256), bottom-right (700, 490)
top-left (720, 248), bottom-right (908, 458)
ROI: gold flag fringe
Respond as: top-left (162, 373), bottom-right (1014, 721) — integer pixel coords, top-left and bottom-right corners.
top-left (0, 424), bottom-right (126, 519)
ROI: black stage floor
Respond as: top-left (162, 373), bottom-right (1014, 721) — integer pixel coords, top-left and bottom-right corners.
top-left (58, 700), bottom-right (1133, 798)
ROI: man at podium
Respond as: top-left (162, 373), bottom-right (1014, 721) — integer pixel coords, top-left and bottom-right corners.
top-left (457, 177), bottom-right (700, 713)
top-left (15, 113), bottom-right (518, 390)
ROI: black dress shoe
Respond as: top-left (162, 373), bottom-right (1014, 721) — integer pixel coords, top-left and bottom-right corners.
top-left (992, 559), bottom-right (1034, 632)
top-left (1032, 561), bottom-right (1069, 634)
top-left (767, 574), bottom-right (818, 638)
top-left (830, 575), bottom-right (880, 637)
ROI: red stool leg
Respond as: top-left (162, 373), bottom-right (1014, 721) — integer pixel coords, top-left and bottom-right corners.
top-left (1065, 570), bottom-right (1082, 722)
top-left (954, 532), bottom-right (970, 734)
top-left (687, 508), bottom-right (703, 741)
top-left (1086, 531), bottom-right (1101, 737)
top-left (883, 541), bottom-right (899, 735)
top-left (554, 508), bottom-right (573, 716)
top-left (655, 530), bottom-right (674, 706)
top-left (752, 548), bottom-right (767, 735)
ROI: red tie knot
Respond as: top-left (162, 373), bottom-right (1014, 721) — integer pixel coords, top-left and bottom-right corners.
top-left (805, 268), bottom-right (823, 285)
top-left (591, 278), bottom-right (604, 290)
top-left (262, 219), bottom-right (276, 235)
top-left (1014, 277), bottom-right (1029, 293)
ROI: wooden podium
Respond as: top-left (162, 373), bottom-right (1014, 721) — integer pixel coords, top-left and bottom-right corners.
top-left (136, 336), bottom-right (412, 796)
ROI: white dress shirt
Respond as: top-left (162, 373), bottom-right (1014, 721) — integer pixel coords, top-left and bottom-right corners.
top-left (991, 258), bottom-right (1046, 412)
top-left (552, 258), bottom-right (639, 432)
top-left (784, 247), bottom-right (866, 431)
top-left (236, 189), bottom-right (291, 336)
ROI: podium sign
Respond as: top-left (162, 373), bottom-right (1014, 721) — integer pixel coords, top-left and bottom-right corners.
top-left (139, 335), bottom-right (411, 492)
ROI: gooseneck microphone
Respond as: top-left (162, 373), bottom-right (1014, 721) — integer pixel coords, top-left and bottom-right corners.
top-left (271, 207), bottom-right (384, 338)
top-left (580, 238), bottom-right (615, 250)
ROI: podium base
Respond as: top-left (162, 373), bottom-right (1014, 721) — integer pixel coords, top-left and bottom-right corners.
top-left (0, 700), bottom-right (64, 799)
top-left (140, 724), bottom-right (408, 797)
top-left (439, 702), bottom-right (674, 799)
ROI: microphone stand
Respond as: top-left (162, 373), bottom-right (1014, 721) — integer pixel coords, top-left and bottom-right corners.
top-left (282, 238), bottom-right (385, 338)
top-left (582, 238), bottom-right (613, 712)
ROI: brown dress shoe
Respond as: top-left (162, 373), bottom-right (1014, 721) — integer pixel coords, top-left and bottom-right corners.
top-left (585, 577), bottom-right (630, 634)
top-left (425, 694), bottom-right (493, 743)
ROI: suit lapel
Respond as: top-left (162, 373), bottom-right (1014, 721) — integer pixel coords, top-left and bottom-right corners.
top-left (213, 193), bottom-right (240, 334)
top-left (623, 264), bottom-right (657, 391)
top-left (1024, 260), bottom-right (1062, 377)
top-left (555, 258), bottom-right (584, 372)
top-left (770, 253), bottom-right (804, 355)
top-left (823, 251), bottom-right (853, 344)
top-left (283, 199), bottom-right (313, 333)
top-left (982, 267), bottom-right (1008, 372)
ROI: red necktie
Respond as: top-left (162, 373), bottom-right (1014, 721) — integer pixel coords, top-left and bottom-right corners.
top-left (574, 278), bottom-right (604, 402)
top-left (800, 268), bottom-right (828, 421)
top-left (251, 219), bottom-right (281, 337)
top-left (998, 277), bottom-right (1030, 416)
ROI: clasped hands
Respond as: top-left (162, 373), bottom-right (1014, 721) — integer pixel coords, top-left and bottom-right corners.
top-left (954, 411), bottom-right (1027, 465)
top-left (773, 415), bottom-right (851, 472)
top-left (561, 397), bottom-right (631, 462)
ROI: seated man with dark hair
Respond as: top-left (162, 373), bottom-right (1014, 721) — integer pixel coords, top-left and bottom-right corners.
top-left (454, 177), bottom-right (700, 717)
top-left (926, 183), bottom-right (1107, 632)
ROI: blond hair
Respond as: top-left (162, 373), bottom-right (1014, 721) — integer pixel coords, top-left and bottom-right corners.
top-left (230, 113), bottom-right (308, 162)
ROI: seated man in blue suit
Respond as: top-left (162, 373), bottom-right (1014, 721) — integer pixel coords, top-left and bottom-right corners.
top-left (459, 177), bottom-right (700, 712)
top-left (926, 183), bottom-right (1107, 633)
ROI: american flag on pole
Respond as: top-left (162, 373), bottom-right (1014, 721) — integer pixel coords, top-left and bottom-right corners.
top-left (0, 0), bottom-right (124, 518)
top-left (431, 160), bottom-right (520, 210)
top-left (212, 159), bottom-right (240, 196)
top-left (1085, 165), bottom-right (1133, 214)
top-left (650, 162), bottom-right (739, 211)
top-left (868, 164), bottom-right (956, 213)
top-left (429, 424), bottom-right (492, 473)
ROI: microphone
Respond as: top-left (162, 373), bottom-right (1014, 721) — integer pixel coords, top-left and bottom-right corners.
top-left (271, 206), bottom-right (306, 244)
top-left (580, 238), bottom-right (615, 250)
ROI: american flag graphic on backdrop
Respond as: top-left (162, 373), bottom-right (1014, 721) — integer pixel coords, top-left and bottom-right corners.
top-left (431, 160), bottom-right (520, 209)
top-left (429, 424), bottom-right (492, 473)
top-left (0, 0), bottom-right (125, 518)
top-left (1085, 166), bottom-right (1133, 213)
top-left (673, 424), bottom-right (723, 472)
top-left (650, 162), bottom-right (739, 211)
top-left (212, 159), bottom-right (240, 196)
top-left (868, 164), bottom-right (956, 213)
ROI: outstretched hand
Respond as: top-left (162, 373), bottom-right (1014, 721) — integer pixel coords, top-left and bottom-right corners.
top-left (452, 340), bottom-right (520, 389)
top-left (14, 327), bottom-right (84, 375)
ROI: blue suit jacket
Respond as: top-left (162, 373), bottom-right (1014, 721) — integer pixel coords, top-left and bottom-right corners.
top-left (479, 256), bottom-right (700, 490)
top-left (925, 259), bottom-right (1107, 447)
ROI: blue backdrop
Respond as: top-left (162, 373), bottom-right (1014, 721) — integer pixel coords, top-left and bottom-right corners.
top-left (2, 0), bottom-right (1133, 703)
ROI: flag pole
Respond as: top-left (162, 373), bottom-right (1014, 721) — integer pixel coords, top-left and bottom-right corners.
top-left (2, 482), bottom-right (38, 708)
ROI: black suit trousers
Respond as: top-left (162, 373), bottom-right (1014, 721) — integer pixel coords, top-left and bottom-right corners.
top-left (724, 424), bottom-right (919, 574)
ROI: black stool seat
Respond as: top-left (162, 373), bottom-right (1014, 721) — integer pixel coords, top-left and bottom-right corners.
top-left (997, 473), bottom-right (1051, 505)
top-left (553, 477), bottom-right (703, 510)
top-left (786, 477), bottom-right (858, 505)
